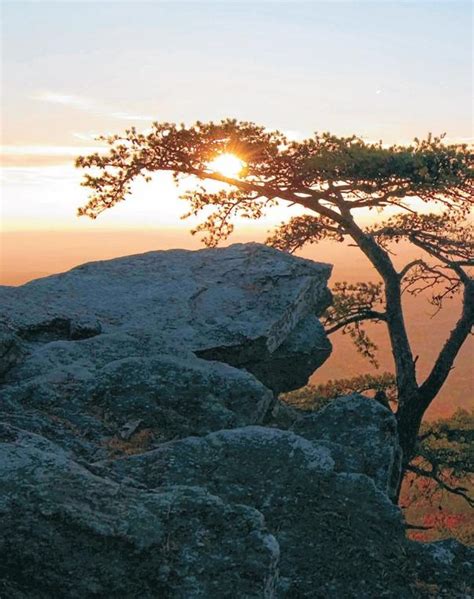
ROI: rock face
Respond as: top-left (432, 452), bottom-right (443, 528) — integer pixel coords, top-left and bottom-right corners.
top-left (0, 243), bottom-right (332, 394)
top-left (0, 424), bottom-right (279, 599)
top-left (0, 243), bottom-right (471, 598)
top-left (98, 423), bottom-right (409, 598)
top-left (0, 244), bottom-right (331, 460)
top-left (291, 394), bottom-right (403, 501)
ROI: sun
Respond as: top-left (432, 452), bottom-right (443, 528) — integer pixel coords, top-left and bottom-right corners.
top-left (208, 153), bottom-right (244, 178)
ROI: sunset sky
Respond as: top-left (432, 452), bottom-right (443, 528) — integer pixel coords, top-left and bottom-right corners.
top-left (1, 1), bottom-right (472, 234)
top-left (0, 1), bottom-right (472, 417)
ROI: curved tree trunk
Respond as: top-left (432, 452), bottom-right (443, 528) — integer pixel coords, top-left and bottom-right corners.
top-left (314, 208), bottom-right (472, 505)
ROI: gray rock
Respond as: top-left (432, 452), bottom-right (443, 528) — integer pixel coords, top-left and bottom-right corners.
top-left (1, 243), bottom-right (468, 597)
top-left (197, 312), bottom-right (331, 393)
top-left (0, 424), bottom-right (280, 598)
top-left (0, 244), bottom-right (332, 457)
top-left (0, 323), bottom-right (25, 379)
top-left (0, 347), bottom-right (273, 460)
top-left (119, 418), bottom-right (144, 440)
top-left (0, 243), bottom-right (331, 456)
top-left (0, 243), bottom-right (332, 393)
top-left (98, 426), bottom-right (413, 598)
top-left (291, 394), bottom-right (402, 500)
top-left (407, 539), bottom-right (474, 598)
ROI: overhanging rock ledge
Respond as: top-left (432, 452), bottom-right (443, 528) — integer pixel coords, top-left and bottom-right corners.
top-left (1, 243), bottom-right (471, 598)
top-left (0, 243), bottom-right (332, 455)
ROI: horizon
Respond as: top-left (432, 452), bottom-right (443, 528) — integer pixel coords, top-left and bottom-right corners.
top-left (1, 2), bottom-right (474, 562)
top-left (1, 1), bottom-right (472, 233)
top-left (1, 1), bottom-right (472, 422)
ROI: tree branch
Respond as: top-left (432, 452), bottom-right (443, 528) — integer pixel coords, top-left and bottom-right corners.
top-left (325, 310), bottom-right (387, 335)
top-left (399, 259), bottom-right (427, 280)
top-left (419, 281), bottom-right (474, 405)
top-left (406, 464), bottom-right (474, 507)
top-left (408, 235), bottom-right (470, 284)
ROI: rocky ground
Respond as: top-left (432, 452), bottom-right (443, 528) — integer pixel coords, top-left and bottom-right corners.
top-left (0, 243), bottom-right (471, 598)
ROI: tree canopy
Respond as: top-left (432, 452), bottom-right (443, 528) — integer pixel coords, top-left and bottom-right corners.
top-left (77, 121), bottom-right (472, 243)
top-left (76, 120), bottom-right (473, 498)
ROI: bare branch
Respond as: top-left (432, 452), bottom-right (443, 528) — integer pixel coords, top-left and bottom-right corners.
top-left (325, 310), bottom-right (387, 335)
top-left (419, 281), bottom-right (474, 405)
top-left (399, 259), bottom-right (427, 280)
top-left (406, 464), bottom-right (474, 507)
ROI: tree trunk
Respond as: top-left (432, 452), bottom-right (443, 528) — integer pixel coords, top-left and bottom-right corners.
top-left (325, 217), bottom-right (472, 505)
top-left (394, 392), bottom-right (426, 502)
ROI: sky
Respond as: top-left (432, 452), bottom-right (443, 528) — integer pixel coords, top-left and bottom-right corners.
top-left (0, 1), bottom-right (472, 416)
top-left (1, 1), bottom-right (472, 233)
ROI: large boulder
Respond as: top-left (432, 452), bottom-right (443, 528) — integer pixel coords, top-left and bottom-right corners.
top-left (1, 243), bottom-right (471, 597)
top-left (291, 394), bottom-right (403, 500)
top-left (0, 423), bottom-right (280, 598)
top-left (0, 243), bottom-right (332, 393)
top-left (0, 343), bottom-right (273, 461)
top-left (0, 244), bottom-right (332, 457)
top-left (97, 425), bottom-right (412, 598)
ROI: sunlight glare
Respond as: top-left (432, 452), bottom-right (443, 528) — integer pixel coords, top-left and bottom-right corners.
top-left (208, 153), bottom-right (244, 178)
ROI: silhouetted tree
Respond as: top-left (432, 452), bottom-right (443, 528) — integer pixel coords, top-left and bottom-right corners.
top-left (402, 408), bottom-right (473, 543)
top-left (76, 120), bottom-right (473, 498)
top-left (281, 372), bottom-right (397, 411)
top-left (406, 408), bottom-right (474, 508)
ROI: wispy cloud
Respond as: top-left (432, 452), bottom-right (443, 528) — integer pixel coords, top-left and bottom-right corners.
top-left (109, 111), bottom-right (154, 121)
top-left (1, 145), bottom-right (104, 156)
top-left (0, 144), bottom-right (107, 167)
top-left (33, 90), bottom-right (154, 122)
top-left (72, 131), bottom-right (102, 142)
top-left (34, 92), bottom-right (95, 110)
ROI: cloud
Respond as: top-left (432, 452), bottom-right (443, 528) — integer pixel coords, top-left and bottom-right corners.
top-left (1, 145), bottom-right (102, 156)
top-left (109, 111), bottom-right (154, 121)
top-left (72, 131), bottom-right (102, 142)
top-left (0, 145), bottom-right (106, 167)
top-left (33, 90), bottom-right (154, 122)
top-left (34, 92), bottom-right (95, 110)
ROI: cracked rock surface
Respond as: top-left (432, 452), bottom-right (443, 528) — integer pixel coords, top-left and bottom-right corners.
top-left (0, 243), bottom-right (471, 598)
top-left (0, 244), bottom-right (331, 460)
top-left (0, 243), bottom-right (332, 394)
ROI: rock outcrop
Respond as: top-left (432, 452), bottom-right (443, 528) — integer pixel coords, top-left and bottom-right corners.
top-left (98, 422), bottom-right (408, 598)
top-left (0, 244), bottom-right (331, 460)
top-left (0, 243), bottom-right (471, 598)
top-left (291, 394), bottom-right (403, 501)
top-left (0, 243), bottom-right (332, 394)
top-left (0, 423), bottom-right (279, 599)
